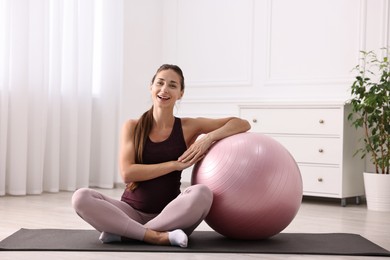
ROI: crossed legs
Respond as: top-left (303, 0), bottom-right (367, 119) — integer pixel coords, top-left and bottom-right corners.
top-left (71, 184), bottom-right (213, 247)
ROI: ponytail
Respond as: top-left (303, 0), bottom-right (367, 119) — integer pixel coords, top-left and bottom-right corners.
top-left (134, 106), bottom-right (154, 163)
top-left (127, 106), bottom-right (154, 191)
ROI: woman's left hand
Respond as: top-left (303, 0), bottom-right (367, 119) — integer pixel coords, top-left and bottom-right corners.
top-left (178, 134), bottom-right (213, 164)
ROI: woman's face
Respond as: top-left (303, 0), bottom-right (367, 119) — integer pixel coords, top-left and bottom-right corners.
top-left (150, 69), bottom-right (184, 108)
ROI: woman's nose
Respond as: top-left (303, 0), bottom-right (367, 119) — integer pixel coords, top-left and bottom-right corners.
top-left (161, 84), bottom-right (168, 92)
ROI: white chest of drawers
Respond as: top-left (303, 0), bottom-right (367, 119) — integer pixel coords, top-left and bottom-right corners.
top-left (239, 102), bottom-right (365, 206)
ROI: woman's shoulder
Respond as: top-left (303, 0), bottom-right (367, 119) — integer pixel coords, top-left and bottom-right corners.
top-left (179, 117), bottom-right (207, 132)
top-left (179, 117), bottom-right (197, 126)
top-left (180, 117), bottom-right (212, 126)
top-left (122, 119), bottom-right (139, 132)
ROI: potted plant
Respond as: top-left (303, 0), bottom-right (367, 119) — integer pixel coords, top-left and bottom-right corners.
top-left (348, 48), bottom-right (390, 211)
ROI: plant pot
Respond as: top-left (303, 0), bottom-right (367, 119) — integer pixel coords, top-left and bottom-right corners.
top-left (363, 172), bottom-right (390, 212)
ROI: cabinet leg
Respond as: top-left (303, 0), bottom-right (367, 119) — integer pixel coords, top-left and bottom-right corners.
top-left (341, 198), bottom-right (347, 207)
top-left (355, 196), bottom-right (361, 205)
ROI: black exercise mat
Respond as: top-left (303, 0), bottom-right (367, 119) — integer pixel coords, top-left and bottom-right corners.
top-left (0, 229), bottom-right (389, 256)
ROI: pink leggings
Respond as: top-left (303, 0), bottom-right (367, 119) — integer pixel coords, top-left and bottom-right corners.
top-left (72, 184), bottom-right (213, 241)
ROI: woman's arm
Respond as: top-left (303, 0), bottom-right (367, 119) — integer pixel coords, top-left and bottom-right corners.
top-left (179, 117), bottom-right (251, 164)
top-left (119, 120), bottom-right (192, 183)
top-left (119, 117), bottom-right (250, 183)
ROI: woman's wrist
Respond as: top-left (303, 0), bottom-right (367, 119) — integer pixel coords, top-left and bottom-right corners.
top-left (204, 133), bottom-right (215, 144)
top-left (171, 160), bottom-right (182, 171)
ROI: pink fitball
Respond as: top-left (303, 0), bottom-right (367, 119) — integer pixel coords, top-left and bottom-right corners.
top-left (191, 132), bottom-right (303, 240)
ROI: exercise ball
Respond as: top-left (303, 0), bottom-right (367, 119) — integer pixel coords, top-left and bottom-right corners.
top-left (191, 132), bottom-right (302, 240)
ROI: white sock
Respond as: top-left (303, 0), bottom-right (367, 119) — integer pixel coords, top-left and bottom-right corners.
top-left (168, 229), bottom-right (188, 248)
top-left (99, 232), bottom-right (121, 243)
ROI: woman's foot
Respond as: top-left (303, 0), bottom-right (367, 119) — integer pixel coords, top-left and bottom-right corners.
top-left (99, 232), bottom-right (121, 243)
top-left (168, 229), bottom-right (188, 248)
top-left (144, 229), bottom-right (188, 248)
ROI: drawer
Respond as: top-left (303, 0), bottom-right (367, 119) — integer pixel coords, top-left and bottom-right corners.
top-left (271, 135), bottom-right (341, 165)
top-left (240, 108), bottom-right (342, 135)
top-left (299, 165), bottom-right (341, 196)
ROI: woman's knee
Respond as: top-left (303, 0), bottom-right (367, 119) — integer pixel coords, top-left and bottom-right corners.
top-left (187, 184), bottom-right (213, 209)
top-left (71, 187), bottom-right (93, 212)
top-left (198, 184), bottom-right (213, 203)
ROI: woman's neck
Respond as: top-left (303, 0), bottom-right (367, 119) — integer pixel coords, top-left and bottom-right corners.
top-left (148, 109), bottom-right (175, 143)
top-left (152, 108), bottom-right (175, 130)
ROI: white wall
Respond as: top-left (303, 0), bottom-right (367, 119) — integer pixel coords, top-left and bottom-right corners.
top-left (121, 0), bottom-right (164, 125)
top-left (122, 0), bottom-right (389, 118)
top-left (121, 0), bottom-right (389, 182)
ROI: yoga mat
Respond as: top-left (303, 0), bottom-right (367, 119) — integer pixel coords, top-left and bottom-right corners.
top-left (0, 229), bottom-right (389, 256)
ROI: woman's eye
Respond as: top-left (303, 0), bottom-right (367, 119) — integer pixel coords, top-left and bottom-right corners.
top-left (156, 81), bottom-right (163, 86)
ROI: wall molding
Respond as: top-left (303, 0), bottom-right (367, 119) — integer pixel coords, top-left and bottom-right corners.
top-left (264, 0), bottom-right (367, 87)
top-left (382, 0), bottom-right (389, 47)
top-left (174, 0), bottom-right (255, 88)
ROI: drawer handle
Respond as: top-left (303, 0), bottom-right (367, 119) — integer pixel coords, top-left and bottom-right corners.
top-left (319, 119), bottom-right (325, 124)
top-left (318, 148), bottom-right (324, 153)
top-left (252, 118), bottom-right (258, 123)
top-left (318, 177), bottom-right (323, 182)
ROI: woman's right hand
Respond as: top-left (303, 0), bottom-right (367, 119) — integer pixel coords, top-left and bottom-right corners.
top-left (174, 154), bottom-right (205, 171)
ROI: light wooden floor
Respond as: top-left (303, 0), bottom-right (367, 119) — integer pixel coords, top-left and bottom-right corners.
top-left (1, 187), bottom-right (389, 260)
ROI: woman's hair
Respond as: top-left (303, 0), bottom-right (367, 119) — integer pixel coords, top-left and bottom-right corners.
top-left (128, 65), bottom-right (185, 191)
